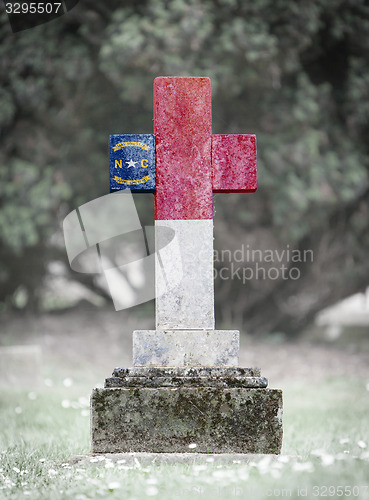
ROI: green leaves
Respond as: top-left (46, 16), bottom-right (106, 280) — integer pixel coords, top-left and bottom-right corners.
top-left (0, 160), bottom-right (71, 253)
top-left (1, 0), bottom-right (369, 318)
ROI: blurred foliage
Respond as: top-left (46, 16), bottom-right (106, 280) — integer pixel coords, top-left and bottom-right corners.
top-left (0, 0), bottom-right (369, 333)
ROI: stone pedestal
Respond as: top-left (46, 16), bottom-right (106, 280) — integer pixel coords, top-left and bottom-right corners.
top-left (91, 366), bottom-right (283, 454)
top-left (133, 330), bottom-right (239, 367)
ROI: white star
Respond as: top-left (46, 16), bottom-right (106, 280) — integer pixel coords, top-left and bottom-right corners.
top-left (126, 159), bottom-right (137, 168)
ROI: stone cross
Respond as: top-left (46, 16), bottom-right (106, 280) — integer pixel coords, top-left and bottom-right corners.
top-left (91, 77), bottom-right (283, 455)
top-left (111, 77), bottom-right (257, 367)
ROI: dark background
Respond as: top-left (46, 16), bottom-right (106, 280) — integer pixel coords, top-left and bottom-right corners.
top-left (1, 0), bottom-right (369, 337)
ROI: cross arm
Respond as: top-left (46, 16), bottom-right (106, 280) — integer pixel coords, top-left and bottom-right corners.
top-left (212, 134), bottom-right (257, 193)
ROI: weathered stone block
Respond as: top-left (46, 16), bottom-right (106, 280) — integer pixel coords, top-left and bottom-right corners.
top-left (112, 367), bottom-right (261, 378)
top-left (133, 329), bottom-right (239, 366)
top-left (91, 386), bottom-right (283, 454)
top-left (106, 366), bottom-right (268, 389)
top-left (106, 366), bottom-right (266, 389)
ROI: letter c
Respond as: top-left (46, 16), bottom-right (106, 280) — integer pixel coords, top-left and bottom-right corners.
top-left (141, 159), bottom-right (149, 168)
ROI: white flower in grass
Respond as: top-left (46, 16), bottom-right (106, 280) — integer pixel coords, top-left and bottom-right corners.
top-left (78, 396), bottom-right (89, 406)
top-left (27, 392), bottom-right (37, 400)
top-left (358, 440), bottom-right (367, 449)
top-left (238, 467), bottom-right (249, 481)
top-left (256, 455), bottom-right (272, 474)
top-left (15, 407), bottom-right (22, 414)
top-left (146, 477), bottom-right (158, 485)
top-left (212, 469), bottom-right (227, 478)
top-left (271, 468), bottom-right (281, 479)
top-left (336, 453), bottom-right (349, 460)
top-left (63, 378), bottom-right (73, 387)
top-left (108, 482), bottom-right (121, 491)
top-left (24, 491), bottom-right (31, 496)
top-left (339, 438), bottom-right (349, 444)
top-left (89, 458), bottom-right (99, 463)
top-left (366, 382), bottom-right (369, 391)
top-left (311, 449), bottom-right (325, 457)
top-left (116, 459), bottom-right (126, 464)
top-left (188, 443), bottom-right (197, 449)
top-left (272, 461), bottom-right (283, 470)
top-left (48, 469), bottom-right (58, 477)
top-left (321, 454), bottom-right (335, 466)
top-left (61, 400), bottom-right (70, 409)
top-left (292, 462), bottom-right (314, 472)
top-left (39, 459), bottom-right (46, 463)
top-left (193, 464), bottom-right (207, 472)
top-left (4, 477), bottom-right (14, 487)
top-left (13, 467), bottom-right (20, 474)
top-left (206, 457), bottom-right (214, 463)
top-left (81, 410), bottom-right (89, 417)
top-left (146, 486), bottom-right (159, 496)
top-left (104, 462), bottom-right (114, 469)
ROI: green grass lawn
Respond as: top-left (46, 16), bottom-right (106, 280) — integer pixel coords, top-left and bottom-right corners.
top-left (1, 377), bottom-right (368, 499)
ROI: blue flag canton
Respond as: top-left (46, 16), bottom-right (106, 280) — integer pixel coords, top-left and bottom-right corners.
top-left (109, 134), bottom-right (156, 193)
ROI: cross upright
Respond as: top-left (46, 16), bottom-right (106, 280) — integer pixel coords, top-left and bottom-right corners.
top-left (112, 76), bottom-right (257, 367)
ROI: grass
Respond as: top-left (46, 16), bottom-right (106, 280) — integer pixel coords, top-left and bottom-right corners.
top-left (0, 376), bottom-right (369, 499)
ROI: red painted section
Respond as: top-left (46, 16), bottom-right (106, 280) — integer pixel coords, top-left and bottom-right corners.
top-left (154, 77), bottom-right (213, 220)
top-left (212, 134), bottom-right (257, 193)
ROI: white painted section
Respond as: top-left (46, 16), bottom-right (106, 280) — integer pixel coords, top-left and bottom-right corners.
top-left (155, 219), bottom-right (215, 330)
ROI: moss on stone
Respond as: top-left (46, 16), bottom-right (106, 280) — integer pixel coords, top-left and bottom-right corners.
top-left (91, 387), bottom-right (283, 454)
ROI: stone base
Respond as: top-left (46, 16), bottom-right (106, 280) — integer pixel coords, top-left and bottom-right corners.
top-left (91, 368), bottom-right (283, 454)
top-left (133, 330), bottom-right (239, 366)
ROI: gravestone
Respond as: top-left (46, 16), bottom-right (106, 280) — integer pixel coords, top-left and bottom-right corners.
top-left (91, 77), bottom-right (283, 453)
